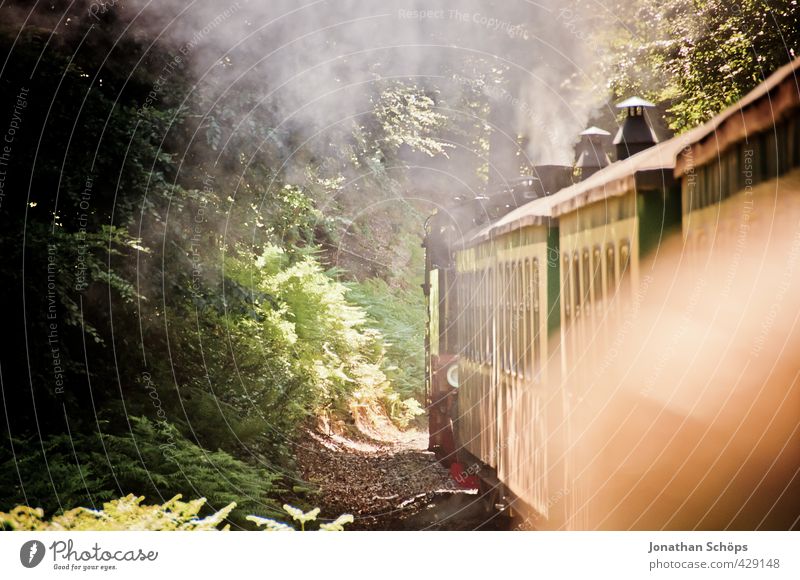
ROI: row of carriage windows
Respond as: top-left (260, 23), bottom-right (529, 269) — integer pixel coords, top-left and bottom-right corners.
top-left (458, 258), bottom-right (542, 381)
top-left (457, 238), bottom-right (631, 378)
top-left (562, 239), bottom-right (630, 324)
top-left (687, 116), bottom-right (800, 212)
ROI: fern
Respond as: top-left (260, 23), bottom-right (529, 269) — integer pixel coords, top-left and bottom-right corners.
top-left (0, 494), bottom-right (235, 531)
top-left (0, 418), bottom-right (283, 529)
top-left (247, 505), bottom-right (353, 532)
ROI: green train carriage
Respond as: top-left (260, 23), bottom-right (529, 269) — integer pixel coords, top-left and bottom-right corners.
top-left (427, 56), bottom-right (800, 530)
top-left (450, 100), bottom-right (697, 528)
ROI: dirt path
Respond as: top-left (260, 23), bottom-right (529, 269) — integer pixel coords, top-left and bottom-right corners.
top-left (294, 420), bottom-right (509, 530)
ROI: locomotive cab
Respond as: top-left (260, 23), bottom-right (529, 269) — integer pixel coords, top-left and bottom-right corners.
top-left (423, 209), bottom-right (464, 465)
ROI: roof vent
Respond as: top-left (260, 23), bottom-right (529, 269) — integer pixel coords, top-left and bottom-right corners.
top-left (613, 97), bottom-right (658, 160)
top-left (575, 126), bottom-right (611, 181)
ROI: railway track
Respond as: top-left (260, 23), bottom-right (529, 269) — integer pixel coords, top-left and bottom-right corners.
top-left (294, 425), bottom-right (508, 530)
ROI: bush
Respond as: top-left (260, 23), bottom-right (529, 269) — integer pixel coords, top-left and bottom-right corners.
top-left (347, 276), bottom-right (427, 427)
top-left (224, 245), bottom-right (390, 418)
top-left (0, 494), bottom-right (235, 531)
top-left (248, 504), bottom-right (354, 531)
top-left (0, 417), bottom-right (283, 529)
top-left (1, 498), bottom-right (352, 532)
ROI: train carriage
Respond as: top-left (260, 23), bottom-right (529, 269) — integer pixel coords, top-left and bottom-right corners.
top-left (677, 56), bottom-right (800, 251)
top-left (456, 220), bottom-right (558, 520)
top-left (449, 107), bottom-right (700, 527)
top-left (425, 56), bottom-right (800, 530)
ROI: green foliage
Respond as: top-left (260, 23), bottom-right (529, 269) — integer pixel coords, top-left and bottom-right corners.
top-left (247, 504), bottom-right (353, 531)
top-left (1, 497), bottom-right (355, 532)
top-left (319, 513), bottom-right (356, 531)
top-left (383, 396), bottom-right (426, 430)
top-left (372, 82), bottom-right (453, 158)
top-left (0, 9), bottom-right (452, 524)
top-left (100, 418), bottom-right (284, 524)
top-left (225, 245), bottom-right (390, 416)
top-left (347, 269), bottom-right (427, 428)
top-left (0, 418), bottom-right (283, 529)
top-left (0, 495), bottom-right (235, 531)
top-left (593, 0), bottom-right (800, 131)
top-left (33, 225), bottom-right (146, 345)
top-left (246, 515), bottom-right (296, 532)
top-left (155, 302), bottom-right (314, 455)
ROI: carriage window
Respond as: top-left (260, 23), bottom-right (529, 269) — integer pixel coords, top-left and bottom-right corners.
top-left (563, 254), bottom-right (571, 323)
top-left (460, 271), bottom-right (466, 360)
top-left (708, 164), bottom-right (715, 206)
top-left (487, 267), bottom-right (494, 365)
top-left (499, 263), bottom-right (505, 372)
top-left (606, 244), bottom-right (616, 300)
top-left (473, 271), bottom-right (479, 359)
top-left (710, 161), bottom-right (718, 207)
top-left (470, 271), bottom-right (477, 360)
top-left (793, 117), bottom-right (800, 169)
top-left (582, 248), bottom-right (591, 311)
top-left (510, 261), bottom-right (517, 375)
top-left (573, 252), bottom-right (581, 319)
top-left (532, 258), bottom-right (541, 379)
top-left (484, 267), bottom-right (490, 364)
top-left (461, 272), bottom-right (467, 359)
top-left (500, 263), bottom-right (505, 371)
top-left (592, 246), bottom-right (602, 309)
top-left (497, 265), bottom-right (504, 371)
top-left (697, 166), bottom-right (704, 209)
top-left (517, 260), bottom-right (528, 376)
top-left (620, 240), bottom-right (631, 278)
top-left (456, 273), bottom-right (469, 354)
top-left (469, 270), bottom-right (475, 362)
top-left (506, 261), bottom-right (513, 373)
top-left (479, 269), bottom-right (486, 365)
top-left (511, 262), bottom-right (521, 374)
top-left (778, 121), bottom-right (789, 176)
top-left (463, 272), bottom-right (469, 360)
top-left (517, 259), bottom-right (525, 377)
top-left (477, 272), bottom-right (483, 351)
top-left (523, 258), bottom-right (531, 380)
top-left (503, 262), bottom-right (514, 372)
top-left (471, 270), bottom-right (477, 363)
top-left (470, 270), bottom-right (483, 362)
top-left (701, 166), bottom-right (707, 208)
top-left (472, 271), bottom-right (478, 360)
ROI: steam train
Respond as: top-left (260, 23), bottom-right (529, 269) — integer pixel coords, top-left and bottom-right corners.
top-left (423, 57), bottom-right (800, 530)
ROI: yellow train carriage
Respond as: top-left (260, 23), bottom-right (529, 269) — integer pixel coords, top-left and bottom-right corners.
top-left (446, 57), bottom-right (800, 530)
top-left (454, 116), bottom-right (706, 528)
top-left (454, 240), bottom-right (498, 469)
top-left (570, 57), bottom-right (800, 530)
top-left (498, 135), bottom-right (694, 526)
top-left (678, 56), bottom-right (800, 250)
top-left (455, 223), bottom-right (555, 520)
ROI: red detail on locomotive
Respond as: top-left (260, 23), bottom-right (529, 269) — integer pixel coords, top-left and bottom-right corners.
top-left (449, 462), bottom-right (479, 489)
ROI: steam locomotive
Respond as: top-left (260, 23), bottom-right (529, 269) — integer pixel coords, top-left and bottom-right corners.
top-left (423, 57), bottom-right (800, 530)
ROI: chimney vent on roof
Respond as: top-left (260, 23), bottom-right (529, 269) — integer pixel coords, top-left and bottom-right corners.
top-left (613, 97), bottom-right (658, 160)
top-left (575, 126), bottom-right (611, 181)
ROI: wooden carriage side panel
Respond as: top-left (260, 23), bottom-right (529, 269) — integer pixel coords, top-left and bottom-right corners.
top-left (455, 242), bottom-right (499, 468)
top-left (491, 228), bottom-right (553, 520)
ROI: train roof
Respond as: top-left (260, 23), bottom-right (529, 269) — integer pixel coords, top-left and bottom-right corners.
top-left (463, 56), bottom-right (800, 248)
top-left (675, 56), bottom-right (800, 175)
top-left (463, 123), bottom-right (707, 246)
